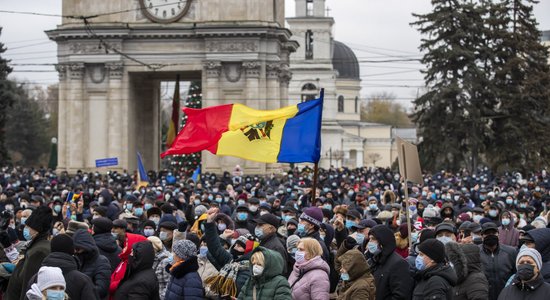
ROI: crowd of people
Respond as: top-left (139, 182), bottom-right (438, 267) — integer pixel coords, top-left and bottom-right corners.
top-left (0, 165), bottom-right (549, 300)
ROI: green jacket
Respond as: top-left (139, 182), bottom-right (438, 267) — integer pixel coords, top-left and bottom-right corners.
top-left (237, 247), bottom-right (291, 300)
top-left (5, 234), bottom-right (50, 300)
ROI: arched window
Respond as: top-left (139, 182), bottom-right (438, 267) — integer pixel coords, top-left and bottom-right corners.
top-left (301, 83), bottom-right (317, 102)
top-left (338, 95), bottom-right (344, 112)
top-left (354, 96), bottom-right (359, 113)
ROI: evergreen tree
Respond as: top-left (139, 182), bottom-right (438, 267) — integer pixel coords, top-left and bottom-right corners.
top-left (485, 0), bottom-right (550, 172)
top-left (173, 81), bottom-right (202, 176)
top-left (0, 28), bottom-right (16, 165)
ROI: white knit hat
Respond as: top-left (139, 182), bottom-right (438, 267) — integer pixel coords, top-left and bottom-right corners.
top-left (37, 266), bottom-right (65, 291)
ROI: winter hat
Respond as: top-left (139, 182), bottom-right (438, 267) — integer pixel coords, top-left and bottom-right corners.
top-left (516, 247), bottom-right (543, 271)
top-left (286, 234), bottom-right (301, 250)
top-left (50, 234), bottom-right (74, 255)
top-left (147, 236), bottom-right (164, 253)
top-left (376, 210), bottom-right (393, 221)
top-left (159, 221), bottom-right (177, 231)
top-left (458, 213), bottom-right (471, 222)
top-left (92, 217), bottom-right (113, 235)
top-left (422, 205), bottom-right (439, 218)
top-left (194, 205), bottom-right (208, 218)
top-left (25, 206), bottom-right (53, 234)
top-left (36, 266), bottom-right (66, 291)
top-left (93, 206), bottom-right (107, 217)
top-left (172, 239), bottom-right (197, 260)
top-left (418, 239), bottom-right (446, 264)
top-left (112, 219), bottom-right (127, 230)
top-left (300, 207), bottom-right (323, 227)
top-left (142, 220), bottom-right (156, 230)
top-left (66, 220), bottom-right (89, 236)
top-left (399, 224), bottom-right (409, 238)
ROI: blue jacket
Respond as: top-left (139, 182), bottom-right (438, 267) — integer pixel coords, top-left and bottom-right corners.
top-left (164, 256), bottom-right (204, 300)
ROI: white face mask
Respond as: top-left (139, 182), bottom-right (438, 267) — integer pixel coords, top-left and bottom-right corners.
top-left (252, 264), bottom-right (264, 276)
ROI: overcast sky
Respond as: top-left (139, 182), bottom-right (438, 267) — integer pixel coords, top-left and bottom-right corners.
top-left (2, 0), bottom-right (549, 108)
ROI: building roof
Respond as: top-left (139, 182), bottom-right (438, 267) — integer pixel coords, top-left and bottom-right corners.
top-left (542, 30), bottom-right (550, 42)
top-left (392, 128), bottom-right (417, 142)
top-left (332, 40), bottom-right (360, 80)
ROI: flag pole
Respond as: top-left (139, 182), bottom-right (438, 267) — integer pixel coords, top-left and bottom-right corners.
top-left (311, 161), bottom-right (319, 204)
top-left (402, 143), bottom-right (413, 251)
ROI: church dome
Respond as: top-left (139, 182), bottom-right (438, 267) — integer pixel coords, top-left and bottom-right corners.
top-left (332, 41), bottom-right (360, 80)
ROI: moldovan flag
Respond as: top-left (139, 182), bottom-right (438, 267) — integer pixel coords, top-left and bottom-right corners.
top-left (166, 77), bottom-right (180, 147)
top-left (136, 152), bottom-right (149, 189)
top-left (161, 92), bottom-right (324, 163)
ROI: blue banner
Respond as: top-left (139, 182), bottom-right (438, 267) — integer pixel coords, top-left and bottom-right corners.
top-left (95, 157), bottom-right (118, 168)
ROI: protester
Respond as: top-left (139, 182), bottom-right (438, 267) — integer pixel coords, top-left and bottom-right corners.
top-left (337, 249), bottom-right (376, 300)
top-left (25, 266), bottom-right (66, 300)
top-left (288, 238), bottom-right (330, 300)
top-left (412, 239), bottom-right (457, 299)
top-left (445, 242), bottom-right (489, 300)
top-left (251, 213), bottom-right (288, 275)
top-left (91, 217), bottom-right (121, 271)
top-left (164, 240), bottom-right (204, 300)
top-left (521, 228), bottom-right (550, 283)
top-left (498, 248), bottom-right (550, 300)
top-left (113, 241), bottom-right (160, 300)
top-left (72, 229), bottom-right (111, 300)
top-left (109, 232), bottom-right (147, 299)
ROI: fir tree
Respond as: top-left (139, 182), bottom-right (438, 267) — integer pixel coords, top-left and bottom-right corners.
top-left (173, 81), bottom-right (202, 176)
top-left (0, 28), bottom-right (16, 165)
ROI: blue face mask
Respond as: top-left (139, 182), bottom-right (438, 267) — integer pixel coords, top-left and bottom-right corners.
top-left (367, 241), bottom-right (379, 254)
top-left (54, 205), bottom-right (62, 213)
top-left (488, 210), bottom-right (498, 217)
top-left (340, 273), bottom-right (350, 281)
top-left (323, 204), bottom-right (332, 211)
top-left (415, 254), bottom-right (425, 270)
top-left (126, 203), bottom-right (133, 210)
top-left (369, 204), bottom-right (378, 211)
top-left (501, 218), bottom-right (511, 226)
top-left (296, 223), bottom-right (306, 235)
top-left (254, 227), bottom-right (264, 239)
top-left (411, 232), bottom-right (419, 244)
top-left (199, 246), bottom-right (208, 257)
top-left (345, 220), bottom-right (356, 229)
top-left (286, 188), bottom-right (292, 193)
top-left (144, 203), bottom-right (153, 211)
top-left (506, 199), bottom-right (513, 205)
top-left (282, 215), bottom-right (291, 222)
top-left (134, 207), bottom-right (144, 216)
top-left (167, 254), bottom-right (174, 265)
top-left (238, 200), bottom-right (246, 206)
top-left (348, 191), bottom-right (354, 197)
top-left (237, 212), bottom-right (248, 221)
top-left (437, 236), bottom-right (453, 245)
top-left (208, 195), bottom-right (214, 201)
top-left (20, 217), bottom-right (27, 225)
top-left (111, 232), bottom-right (118, 239)
top-left (216, 197), bottom-right (223, 203)
top-left (46, 289), bottom-right (65, 300)
top-left (355, 233), bottom-right (365, 245)
top-left (23, 227), bottom-right (33, 241)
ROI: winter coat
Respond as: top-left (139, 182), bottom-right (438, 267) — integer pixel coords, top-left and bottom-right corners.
top-left (197, 255), bottom-right (218, 284)
top-left (73, 229), bottom-right (112, 299)
top-left (479, 243), bottom-right (517, 300)
top-left (445, 242), bottom-right (489, 300)
top-left (258, 232), bottom-right (288, 275)
top-left (164, 256), bottom-right (204, 300)
top-left (498, 211), bottom-right (519, 247)
top-left (497, 274), bottom-right (550, 300)
top-left (368, 225), bottom-right (414, 300)
top-left (113, 241), bottom-right (160, 300)
top-left (237, 247), bottom-right (291, 300)
top-left (5, 233), bottom-right (50, 300)
top-left (336, 249), bottom-right (376, 300)
top-left (288, 256), bottom-right (330, 300)
top-left (412, 263), bottom-right (458, 300)
top-left (25, 252), bottom-right (98, 300)
top-left (153, 249), bottom-right (170, 300)
top-left (109, 233), bottom-right (147, 299)
top-left (93, 232), bottom-right (121, 272)
top-left (524, 228), bottom-right (550, 283)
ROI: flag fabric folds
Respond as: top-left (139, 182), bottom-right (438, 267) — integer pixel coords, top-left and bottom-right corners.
top-left (166, 77), bottom-right (180, 147)
top-left (191, 166), bottom-right (201, 182)
top-left (161, 93), bottom-right (323, 163)
top-left (136, 152), bottom-right (149, 189)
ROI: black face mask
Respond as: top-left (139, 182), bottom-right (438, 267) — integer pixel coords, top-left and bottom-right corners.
top-left (517, 264), bottom-right (535, 281)
top-left (230, 248), bottom-right (244, 259)
top-left (483, 234), bottom-right (499, 247)
top-left (287, 228), bottom-right (296, 236)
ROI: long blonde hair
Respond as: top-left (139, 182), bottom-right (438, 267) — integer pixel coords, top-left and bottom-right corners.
top-left (251, 251), bottom-right (265, 266)
top-left (299, 238), bottom-right (322, 260)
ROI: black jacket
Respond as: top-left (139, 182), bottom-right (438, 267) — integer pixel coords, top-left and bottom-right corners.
top-left (113, 241), bottom-right (160, 300)
top-left (73, 229), bottom-right (112, 299)
top-left (26, 252), bottom-right (99, 300)
top-left (412, 263), bottom-right (458, 300)
top-left (368, 225), bottom-right (414, 300)
top-left (525, 228), bottom-right (550, 283)
top-left (445, 243), bottom-right (488, 300)
top-left (497, 274), bottom-right (550, 300)
top-left (164, 256), bottom-right (204, 300)
top-left (93, 232), bottom-right (121, 272)
top-left (259, 232), bottom-right (288, 275)
top-left (479, 243), bottom-right (517, 300)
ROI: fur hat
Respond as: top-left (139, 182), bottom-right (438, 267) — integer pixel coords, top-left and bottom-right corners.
top-left (25, 206), bottom-right (53, 234)
top-left (333, 205), bottom-right (348, 217)
top-left (66, 220), bottom-right (89, 236)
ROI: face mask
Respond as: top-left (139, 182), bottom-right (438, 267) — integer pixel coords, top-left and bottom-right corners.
top-left (249, 205), bottom-right (258, 213)
top-left (323, 187), bottom-right (329, 193)
top-left (437, 236), bottom-right (452, 245)
top-left (517, 264), bottom-right (535, 281)
top-left (501, 218), bottom-right (510, 226)
top-left (483, 234), bottom-right (499, 247)
top-left (367, 241), bottom-right (380, 254)
top-left (46, 289), bottom-right (65, 300)
top-left (52, 228), bottom-right (59, 237)
top-left (54, 205), bottom-right (62, 213)
top-left (369, 204), bottom-right (378, 211)
top-left (282, 215), bottom-right (291, 222)
top-left (217, 223), bottom-right (227, 231)
top-left (296, 223), bottom-right (306, 235)
top-left (519, 203), bottom-right (527, 208)
top-left (208, 195), bottom-right (214, 201)
top-left (237, 200), bottom-right (246, 206)
top-left (193, 199), bottom-right (201, 205)
top-left (134, 207), bottom-right (144, 216)
top-left (348, 191), bottom-right (354, 197)
top-left (254, 227), bottom-right (264, 239)
top-left (151, 217), bottom-right (160, 226)
top-left (252, 264), bottom-right (264, 276)
top-left (355, 233), bottom-right (365, 245)
top-left (320, 233), bottom-right (326, 240)
top-left (506, 199), bottom-right (513, 205)
top-left (216, 197), bottom-right (223, 204)
top-left (143, 229), bottom-right (155, 237)
top-left (472, 234), bottom-right (482, 245)
top-left (167, 254), bottom-right (174, 264)
top-left (164, 194), bottom-right (171, 201)
top-left (411, 232), bottom-right (419, 244)
top-left (323, 204), bottom-right (332, 211)
top-left (126, 203), bottom-right (133, 210)
top-left (23, 227), bottom-right (33, 241)
top-left (98, 196), bottom-right (104, 204)
top-left (340, 273), bottom-right (350, 281)
top-left (9, 223), bottom-right (15, 230)
top-left (345, 220), bottom-right (357, 229)
top-left (20, 217), bottom-right (27, 225)
top-left (415, 254), bottom-right (426, 270)
top-left (199, 246), bottom-right (208, 257)
top-left (111, 232), bottom-right (118, 239)
top-left (473, 215), bottom-right (483, 223)
top-left (159, 231), bottom-right (169, 241)
top-left (295, 250), bottom-right (306, 263)
top-left (488, 210), bottom-right (498, 217)
top-left (144, 203), bottom-right (153, 210)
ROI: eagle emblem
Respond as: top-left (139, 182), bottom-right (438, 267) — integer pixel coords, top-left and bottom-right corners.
top-left (241, 121), bottom-right (274, 141)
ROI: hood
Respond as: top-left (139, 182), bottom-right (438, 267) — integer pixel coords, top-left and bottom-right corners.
top-left (99, 189), bottom-right (113, 206)
top-left (214, 213), bottom-right (235, 230)
top-left (338, 249), bottom-right (369, 281)
top-left (461, 243), bottom-right (482, 273)
top-left (190, 213), bottom-right (208, 238)
top-left (254, 246), bottom-right (284, 279)
top-left (422, 264), bottom-right (458, 286)
top-left (525, 228), bottom-right (550, 261)
top-left (93, 232), bottom-right (120, 253)
top-left (42, 252), bottom-right (78, 274)
top-left (499, 210), bottom-right (515, 229)
top-left (129, 241), bottom-right (155, 273)
top-left (294, 255), bottom-right (329, 275)
top-left (73, 229), bottom-right (99, 256)
top-left (321, 223), bottom-right (335, 247)
top-left (445, 242), bottom-right (467, 283)
top-left (370, 224), bottom-right (396, 256)
top-left (120, 233), bottom-right (147, 260)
